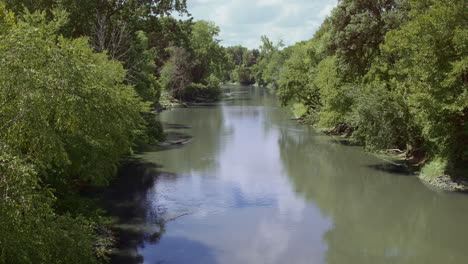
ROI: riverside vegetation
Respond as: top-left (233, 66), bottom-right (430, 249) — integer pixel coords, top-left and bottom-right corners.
top-left (0, 0), bottom-right (232, 263)
top-left (0, 0), bottom-right (466, 263)
top-left (227, 0), bottom-right (467, 187)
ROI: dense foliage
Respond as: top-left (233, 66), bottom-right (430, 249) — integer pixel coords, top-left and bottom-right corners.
top-left (234, 0), bottom-right (467, 177)
top-left (0, 0), bottom-right (230, 262)
top-left (225, 36), bottom-right (289, 87)
top-left (160, 20), bottom-right (232, 101)
top-left (0, 7), bottom-right (137, 263)
top-left (226, 45), bottom-right (258, 85)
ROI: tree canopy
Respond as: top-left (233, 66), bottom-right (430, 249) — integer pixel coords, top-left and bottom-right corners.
top-left (0, 0), bottom-right (230, 262)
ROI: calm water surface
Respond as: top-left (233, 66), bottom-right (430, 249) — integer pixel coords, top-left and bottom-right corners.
top-left (107, 85), bottom-right (468, 264)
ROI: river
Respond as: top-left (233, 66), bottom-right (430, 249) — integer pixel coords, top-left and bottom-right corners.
top-left (106, 85), bottom-right (468, 264)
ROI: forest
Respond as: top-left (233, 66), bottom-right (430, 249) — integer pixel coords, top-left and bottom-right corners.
top-left (0, 0), bottom-right (466, 263)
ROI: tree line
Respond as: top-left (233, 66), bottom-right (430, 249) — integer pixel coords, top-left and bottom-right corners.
top-left (228, 0), bottom-right (466, 179)
top-left (0, 0), bottom-right (231, 263)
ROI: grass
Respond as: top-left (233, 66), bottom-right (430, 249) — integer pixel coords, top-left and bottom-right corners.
top-left (420, 158), bottom-right (448, 179)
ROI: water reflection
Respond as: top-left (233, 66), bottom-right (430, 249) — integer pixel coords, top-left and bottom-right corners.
top-left (277, 115), bottom-right (468, 263)
top-left (102, 161), bottom-right (164, 264)
top-left (107, 85), bottom-right (468, 264)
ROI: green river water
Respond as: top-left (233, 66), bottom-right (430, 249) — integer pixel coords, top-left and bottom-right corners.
top-left (106, 85), bottom-right (468, 264)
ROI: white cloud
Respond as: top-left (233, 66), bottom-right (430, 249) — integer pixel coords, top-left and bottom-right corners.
top-left (319, 4), bottom-right (336, 18)
top-left (180, 0), bottom-right (337, 49)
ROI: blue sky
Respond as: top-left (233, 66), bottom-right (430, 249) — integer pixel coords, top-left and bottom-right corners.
top-left (180, 0), bottom-right (337, 49)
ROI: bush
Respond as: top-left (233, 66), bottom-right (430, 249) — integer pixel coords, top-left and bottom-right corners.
top-left (350, 82), bottom-right (414, 151)
top-left (181, 81), bottom-right (220, 101)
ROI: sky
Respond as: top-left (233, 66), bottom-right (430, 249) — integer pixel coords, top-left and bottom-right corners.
top-left (179, 0), bottom-right (337, 49)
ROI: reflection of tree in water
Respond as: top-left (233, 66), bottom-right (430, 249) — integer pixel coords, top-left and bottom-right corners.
top-left (101, 160), bottom-right (168, 264)
top-left (224, 85), bottom-right (277, 108)
top-left (225, 85), bottom-right (286, 143)
top-left (276, 126), bottom-right (468, 263)
top-left (104, 101), bottom-right (229, 263)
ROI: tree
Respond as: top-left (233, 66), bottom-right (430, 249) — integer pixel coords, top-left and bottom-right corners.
top-left (328, 0), bottom-right (407, 77)
top-left (145, 16), bottom-right (193, 69)
top-left (125, 30), bottom-right (160, 103)
top-left (278, 42), bottom-right (319, 108)
top-left (382, 0), bottom-right (467, 171)
top-left (225, 46), bottom-right (260, 84)
top-left (254, 35), bottom-right (287, 88)
top-left (226, 45), bottom-right (248, 67)
top-left (160, 46), bottom-right (194, 100)
top-left (190, 20), bottom-right (231, 83)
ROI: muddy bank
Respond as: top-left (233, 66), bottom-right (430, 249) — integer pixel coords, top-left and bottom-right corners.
top-left (418, 174), bottom-right (468, 192)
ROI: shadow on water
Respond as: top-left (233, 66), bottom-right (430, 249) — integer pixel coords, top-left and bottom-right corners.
top-left (366, 163), bottom-right (413, 176)
top-left (135, 131), bottom-right (193, 154)
top-left (164, 131), bottom-right (192, 139)
top-left (329, 137), bottom-right (361, 146)
top-left (163, 123), bottom-right (192, 129)
top-left (186, 103), bottom-right (220, 108)
top-left (112, 236), bottom-right (218, 264)
top-left (100, 159), bottom-right (173, 263)
top-left (103, 159), bottom-right (162, 221)
top-left (224, 97), bottom-right (252, 100)
top-left (105, 157), bottom-right (219, 264)
top-left (141, 236), bottom-right (218, 264)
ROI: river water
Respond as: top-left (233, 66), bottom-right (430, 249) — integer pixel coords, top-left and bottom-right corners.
top-left (107, 85), bottom-right (468, 264)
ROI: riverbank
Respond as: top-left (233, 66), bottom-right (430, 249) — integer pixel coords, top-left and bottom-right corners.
top-left (418, 173), bottom-right (468, 192)
top-left (296, 120), bottom-right (468, 192)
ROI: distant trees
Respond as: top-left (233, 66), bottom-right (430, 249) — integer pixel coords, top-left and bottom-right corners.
top-left (160, 46), bottom-right (194, 100)
top-left (254, 36), bottom-right (287, 88)
top-left (226, 45), bottom-right (258, 85)
top-left (190, 20), bottom-right (230, 83)
top-left (160, 20), bottom-right (232, 101)
top-left (277, 41), bottom-right (321, 119)
top-left (226, 36), bottom-right (285, 86)
top-left (243, 0), bottom-right (467, 177)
